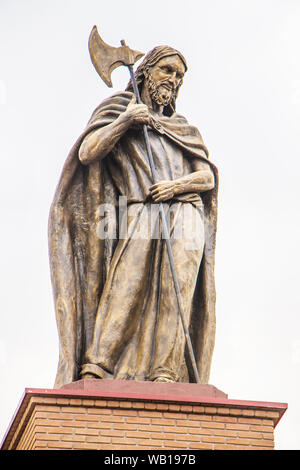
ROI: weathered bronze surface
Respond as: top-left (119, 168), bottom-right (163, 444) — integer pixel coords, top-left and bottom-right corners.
top-left (48, 32), bottom-right (218, 389)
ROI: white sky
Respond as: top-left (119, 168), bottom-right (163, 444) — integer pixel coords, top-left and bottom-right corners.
top-left (0, 0), bottom-right (299, 450)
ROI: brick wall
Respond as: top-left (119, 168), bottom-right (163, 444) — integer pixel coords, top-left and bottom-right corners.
top-left (1, 383), bottom-right (287, 451)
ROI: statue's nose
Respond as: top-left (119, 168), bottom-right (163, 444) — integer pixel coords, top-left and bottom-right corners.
top-left (169, 72), bottom-right (177, 83)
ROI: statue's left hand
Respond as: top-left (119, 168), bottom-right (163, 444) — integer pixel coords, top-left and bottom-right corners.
top-left (149, 180), bottom-right (176, 202)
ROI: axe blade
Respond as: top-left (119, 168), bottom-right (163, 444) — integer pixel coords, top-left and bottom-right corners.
top-left (88, 26), bottom-right (144, 88)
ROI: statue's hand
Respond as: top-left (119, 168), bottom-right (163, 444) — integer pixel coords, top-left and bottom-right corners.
top-left (149, 180), bottom-right (176, 202)
top-left (124, 94), bottom-right (150, 127)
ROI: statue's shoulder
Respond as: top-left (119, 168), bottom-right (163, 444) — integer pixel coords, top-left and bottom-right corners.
top-left (168, 112), bottom-right (203, 140)
top-left (88, 91), bottom-right (133, 125)
top-left (170, 112), bottom-right (189, 124)
top-left (97, 91), bottom-right (133, 109)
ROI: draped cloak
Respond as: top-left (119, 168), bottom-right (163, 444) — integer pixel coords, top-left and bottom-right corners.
top-left (48, 91), bottom-right (218, 389)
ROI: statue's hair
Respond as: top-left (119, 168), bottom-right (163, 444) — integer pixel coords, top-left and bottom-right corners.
top-left (125, 45), bottom-right (188, 116)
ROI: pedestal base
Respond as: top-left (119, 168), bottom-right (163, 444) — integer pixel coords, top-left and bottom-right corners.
top-left (1, 379), bottom-right (287, 450)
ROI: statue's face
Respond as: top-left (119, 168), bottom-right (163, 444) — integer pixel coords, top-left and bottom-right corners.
top-left (146, 55), bottom-right (186, 106)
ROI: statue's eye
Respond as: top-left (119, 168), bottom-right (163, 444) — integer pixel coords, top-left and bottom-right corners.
top-left (161, 66), bottom-right (172, 74)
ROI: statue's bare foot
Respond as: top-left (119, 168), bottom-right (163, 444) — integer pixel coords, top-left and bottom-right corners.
top-left (80, 363), bottom-right (108, 379)
top-left (81, 373), bottom-right (99, 379)
top-left (153, 376), bottom-right (174, 383)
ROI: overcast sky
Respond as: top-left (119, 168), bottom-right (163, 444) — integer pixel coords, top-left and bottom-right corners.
top-left (0, 0), bottom-right (299, 450)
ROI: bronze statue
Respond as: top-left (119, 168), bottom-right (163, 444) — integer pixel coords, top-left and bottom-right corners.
top-left (49, 29), bottom-right (218, 389)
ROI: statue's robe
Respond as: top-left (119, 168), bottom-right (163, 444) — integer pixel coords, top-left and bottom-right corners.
top-left (49, 91), bottom-right (218, 388)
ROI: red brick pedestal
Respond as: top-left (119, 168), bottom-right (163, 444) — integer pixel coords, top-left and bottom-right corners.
top-left (1, 380), bottom-right (287, 450)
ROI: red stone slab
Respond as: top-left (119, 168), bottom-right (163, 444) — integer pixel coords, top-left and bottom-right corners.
top-left (61, 378), bottom-right (228, 399)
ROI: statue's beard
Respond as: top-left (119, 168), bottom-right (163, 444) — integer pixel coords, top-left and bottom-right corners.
top-left (145, 72), bottom-right (176, 107)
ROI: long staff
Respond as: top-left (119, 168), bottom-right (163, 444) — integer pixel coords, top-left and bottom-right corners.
top-left (89, 27), bottom-right (200, 383)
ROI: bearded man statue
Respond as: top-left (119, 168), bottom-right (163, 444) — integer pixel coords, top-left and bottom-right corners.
top-left (49, 45), bottom-right (218, 388)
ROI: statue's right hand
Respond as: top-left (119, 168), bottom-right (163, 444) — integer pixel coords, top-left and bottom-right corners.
top-left (124, 95), bottom-right (150, 126)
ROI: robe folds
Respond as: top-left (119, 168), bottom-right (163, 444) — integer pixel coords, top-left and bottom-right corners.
top-left (48, 91), bottom-right (218, 388)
